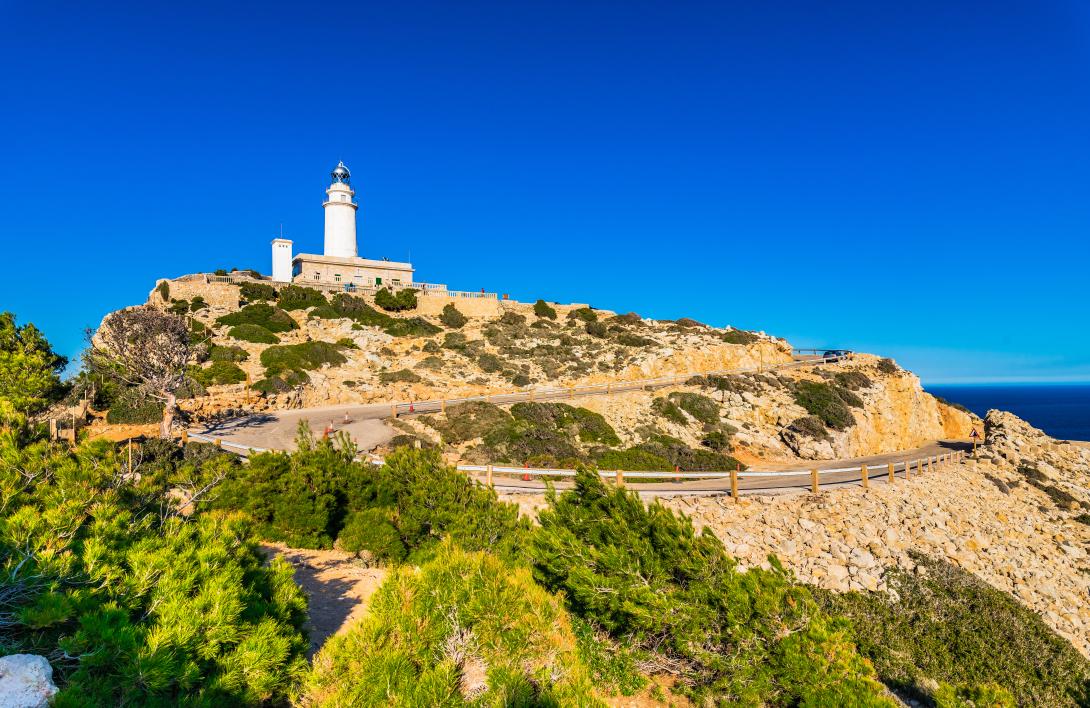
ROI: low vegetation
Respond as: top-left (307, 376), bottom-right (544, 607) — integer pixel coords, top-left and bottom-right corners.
top-left (216, 303), bottom-right (298, 332)
top-left (310, 293), bottom-right (440, 337)
top-left (815, 552), bottom-right (1090, 706)
top-left (533, 299), bottom-right (557, 319)
top-left (305, 544), bottom-right (599, 705)
top-left (374, 286), bottom-right (418, 312)
top-left (239, 280), bottom-right (277, 302)
top-left (721, 328), bottom-right (761, 345)
top-left (190, 360), bottom-right (247, 386)
top-left (439, 302), bottom-right (467, 328)
top-left (277, 284), bottom-right (328, 311)
top-left (227, 323), bottom-right (280, 344)
top-left (793, 379), bottom-right (860, 431)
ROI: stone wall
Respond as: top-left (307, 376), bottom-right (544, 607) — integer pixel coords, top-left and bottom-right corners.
top-left (150, 278), bottom-right (240, 310)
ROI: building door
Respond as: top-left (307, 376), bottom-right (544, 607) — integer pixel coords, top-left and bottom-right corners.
top-left (375, 277), bottom-right (382, 285)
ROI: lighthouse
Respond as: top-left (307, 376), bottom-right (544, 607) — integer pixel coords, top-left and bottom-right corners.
top-left (323, 161), bottom-right (358, 258)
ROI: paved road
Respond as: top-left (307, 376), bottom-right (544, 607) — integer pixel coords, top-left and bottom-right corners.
top-left (483, 439), bottom-right (973, 496)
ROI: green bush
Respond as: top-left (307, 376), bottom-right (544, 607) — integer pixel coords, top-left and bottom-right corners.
top-left (106, 387), bottom-right (164, 424)
top-left (168, 298), bottom-right (190, 315)
top-left (374, 287), bottom-right (418, 312)
top-left (421, 339), bottom-right (441, 353)
top-left (477, 351), bottom-right (503, 373)
top-left (793, 380), bottom-right (857, 430)
top-left (425, 401), bottom-right (511, 444)
top-left (637, 434), bottom-right (744, 471)
top-left (511, 402), bottom-right (621, 445)
top-left (337, 508), bottom-right (406, 560)
top-left (499, 311), bottom-right (527, 327)
top-left (585, 320), bottom-right (608, 338)
top-left (191, 360), bottom-right (247, 386)
top-left (615, 332), bottom-right (655, 347)
top-left (0, 432), bottom-right (308, 705)
top-left (511, 372), bottom-right (531, 386)
top-left (534, 299), bottom-right (558, 319)
top-left (721, 328), bottom-right (761, 345)
top-left (668, 391), bottom-right (720, 425)
top-left (227, 323), bottom-right (280, 344)
top-left (156, 281), bottom-right (170, 301)
top-left (380, 368), bottom-right (422, 384)
top-left (189, 295), bottom-right (207, 311)
top-left (441, 331), bottom-right (467, 350)
top-left (789, 415), bottom-right (831, 440)
top-left (877, 357), bottom-right (898, 375)
top-left (239, 280), bottom-right (277, 302)
top-left (439, 302), bottom-right (467, 328)
top-left (277, 284), bottom-right (327, 311)
top-left (260, 341), bottom-right (348, 377)
top-left (217, 303), bottom-right (298, 332)
top-left (595, 447), bottom-right (672, 471)
top-left (532, 470), bottom-right (890, 704)
top-left (251, 369), bottom-right (309, 394)
top-left (651, 396), bottom-right (688, 425)
top-left (814, 553), bottom-right (1090, 706)
top-left (834, 370), bottom-right (873, 391)
top-left (304, 544), bottom-right (597, 706)
top-left (213, 268), bottom-right (228, 276)
top-left (567, 306), bottom-right (598, 322)
top-left (315, 294), bottom-right (439, 337)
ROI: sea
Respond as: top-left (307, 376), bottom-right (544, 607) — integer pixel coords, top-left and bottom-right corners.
top-left (926, 384), bottom-right (1090, 442)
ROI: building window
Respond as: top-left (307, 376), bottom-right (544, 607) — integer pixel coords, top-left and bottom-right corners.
top-left (313, 273), bottom-right (320, 281)
top-left (334, 273), bottom-right (341, 282)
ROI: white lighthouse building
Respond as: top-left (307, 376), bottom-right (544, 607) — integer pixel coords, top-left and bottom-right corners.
top-left (323, 161), bottom-right (358, 258)
top-left (271, 161), bottom-right (414, 287)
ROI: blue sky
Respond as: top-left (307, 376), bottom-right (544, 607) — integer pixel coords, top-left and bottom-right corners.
top-left (2, 1), bottom-right (1088, 383)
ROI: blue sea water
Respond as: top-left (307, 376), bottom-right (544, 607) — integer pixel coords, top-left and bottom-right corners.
top-left (926, 384), bottom-right (1090, 442)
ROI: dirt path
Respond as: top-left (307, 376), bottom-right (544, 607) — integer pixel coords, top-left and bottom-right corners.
top-left (261, 543), bottom-right (388, 657)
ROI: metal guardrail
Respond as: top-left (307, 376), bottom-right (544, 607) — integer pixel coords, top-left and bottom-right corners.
top-left (184, 429), bottom-right (964, 497)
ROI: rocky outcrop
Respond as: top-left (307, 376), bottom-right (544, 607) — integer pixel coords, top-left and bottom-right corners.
top-left (0, 655), bottom-right (58, 708)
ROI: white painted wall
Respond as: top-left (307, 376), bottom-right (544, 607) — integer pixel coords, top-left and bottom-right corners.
top-left (323, 182), bottom-right (358, 258)
top-left (271, 238), bottom-right (293, 282)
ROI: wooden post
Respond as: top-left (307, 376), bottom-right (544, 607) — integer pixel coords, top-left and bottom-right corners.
top-left (569, 387), bottom-right (575, 400)
top-left (441, 400), bottom-right (446, 414)
top-left (888, 462), bottom-right (896, 485)
top-left (860, 463), bottom-right (869, 490)
top-left (529, 389), bottom-right (535, 402)
top-left (181, 429), bottom-right (189, 445)
top-left (391, 404), bottom-right (397, 418)
top-left (615, 469), bottom-right (624, 487)
top-left (811, 468), bottom-right (819, 494)
top-left (606, 382), bottom-right (612, 394)
top-left (215, 438), bottom-right (222, 449)
top-left (49, 418), bottom-right (57, 441)
top-left (730, 468), bottom-right (739, 500)
top-left (486, 464), bottom-right (494, 488)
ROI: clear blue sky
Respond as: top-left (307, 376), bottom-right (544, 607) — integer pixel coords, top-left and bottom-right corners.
top-left (2, 1), bottom-right (1088, 384)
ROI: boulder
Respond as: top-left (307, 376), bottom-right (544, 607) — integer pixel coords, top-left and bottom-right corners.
top-left (0, 655), bottom-right (58, 708)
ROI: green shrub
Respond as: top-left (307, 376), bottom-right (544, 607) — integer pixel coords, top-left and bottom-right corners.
top-left (337, 508), bottom-right (406, 561)
top-left (260, 341), bottom-right (348, 377)
top-left (374, 287), bottom-right (418, 312)
top-left (721, 328), bottom-right (760, 345)
top-left (532, 470), bottom-right (890, 704)
top-left (442, 331), bottom-right (467, 350)
top-left (214, 268), bottom-right (228, 276)
top-left (227, 323), bottom-right (280, 344)
top-left (439, 302), bottom-right (467, 328)
top-left (477, 351), bottom-right (503, 373)
top-left (668, 391), bottom-right (720, 425)
top-left (636, 435), bottom-right (744, 471)
top-left (877, 357), bottom-right (898, 375)
top-left (239, 280), bottom-right (277, 302)
top-left (316, 294), bottom-right (439, 337)
top-left (793, 380), bottom-right (857, 430)
top-left (814, 552), bottom-right (1090, 706)
top-left (1, 433), bottom-right (308, 705)
top-left (701, 428), bottom-right (734, 451)
top-left (304, 544), bottom-right (597, 706)
top-left (595, 447), bottom-right (672, 471)
top-left (380, 368), bottom-right (422, 384)
top-left (217, 303), bottom-right (298, 332)
top-left (251, 369), bottom-right (309, 394)
top-left (168, 298), bottom-right (190, 315)
top-left (834, 370), bottom-right (873, 390)
top-left (499, 311), bottom-right (526, 327)
top-left (510, 402), bottom-right (621, 445)
top-left (511, 372), bottom-right (531, 386)
top-left (421, 340), bottom-right (441, 353)
top-left (651, 396), bottom-right (687, 425)
top-left (277, 284), bottom-right (327, 311)
top-left (615, 332), bottom-right (655, 347)
top-left (191, 360), bottom-right (247, 386)
top-left (789, 415), bottom-right (831, 440)
top-left (673, 317), bottom-right (705, 328)
top-left (585, 320), bottom-right (608, 338)
top-left (567, 306), bottom-right (598, 322)
top-left (106, 388), bottom-right (164, 424)
top-left (156, 281), bottom-right (170, 301)
top-left (534, 299), bottom-right (557, 319)
top-left (425, 401), bottom-right (512, 444)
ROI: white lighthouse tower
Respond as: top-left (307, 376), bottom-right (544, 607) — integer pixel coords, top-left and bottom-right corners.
top-left (323, 161), bottom-right (358, 258)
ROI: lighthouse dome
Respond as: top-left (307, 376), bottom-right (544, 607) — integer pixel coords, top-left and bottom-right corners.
top-left (331, 161), bottom-right (351, 184)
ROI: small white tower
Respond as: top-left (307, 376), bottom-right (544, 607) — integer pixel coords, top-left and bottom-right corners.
top-left (323, 161), bottom-right (358, 258)
top-left (271, 238), bottom-right (293, 283)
